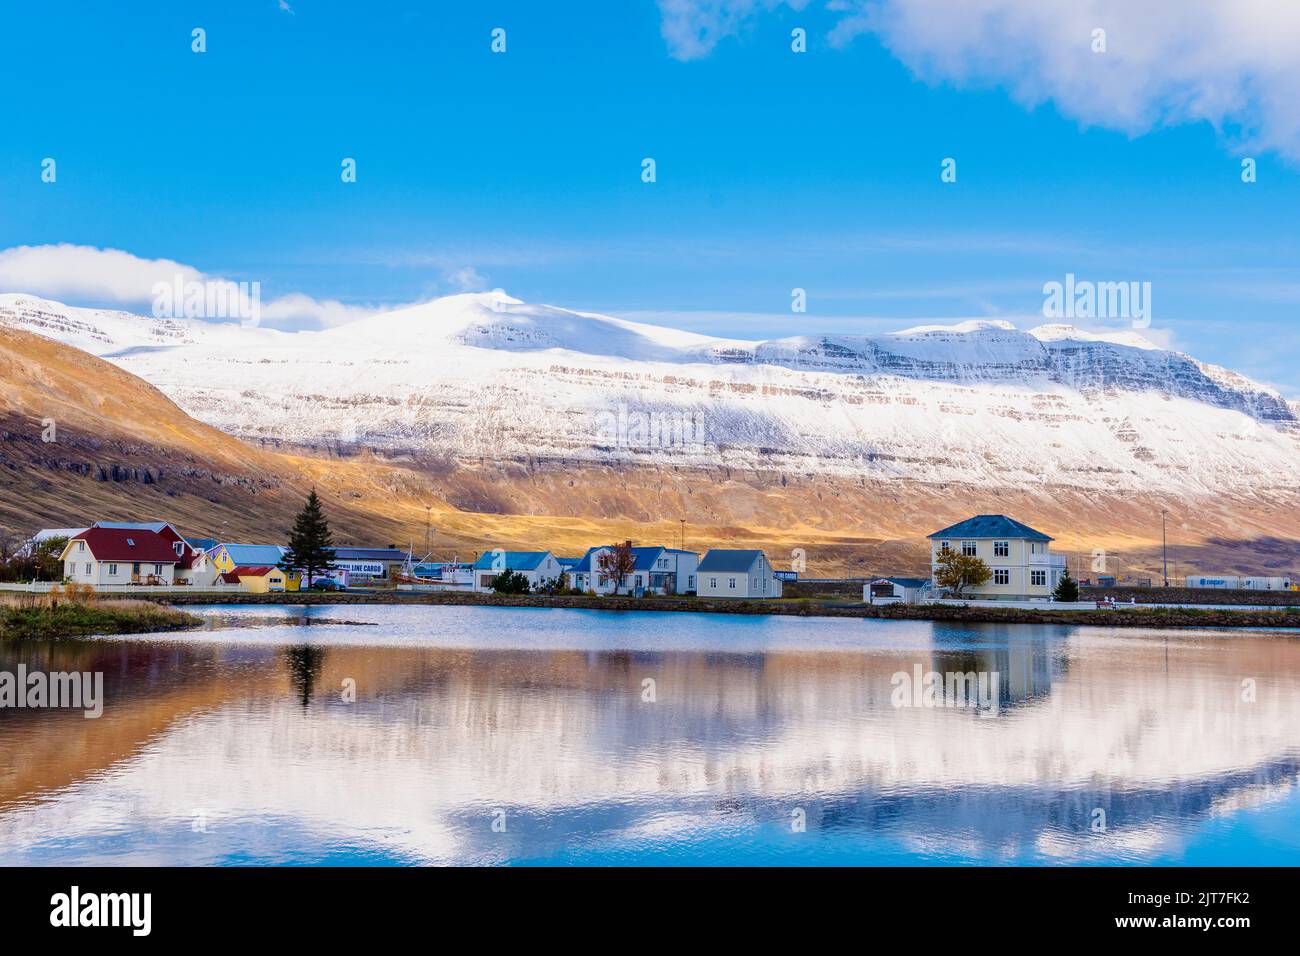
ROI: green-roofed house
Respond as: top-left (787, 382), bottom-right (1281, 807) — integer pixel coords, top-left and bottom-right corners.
top-left (928, 515), bottom-right (1066, 600)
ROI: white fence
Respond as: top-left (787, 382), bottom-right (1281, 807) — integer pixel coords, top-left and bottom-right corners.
top-left (0, 582), bottom-right (234, 595)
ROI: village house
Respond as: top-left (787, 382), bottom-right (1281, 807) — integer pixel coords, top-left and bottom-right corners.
top-left (59, 527), bottom-right (179, 586)
top-left (216, 566), bottom-right (291, 593)
top-left (471, 551), bottom-right (565, 592)
top-left (864, 577), bottom-right (931, 604)
top-left (928, 514), bottom-right (1066, 600)
top-left (207, 543), bottom-right (301, 590)
top-left (696, 549), bottom-right (783, 598)
top-left (567, 546), bottom-right (699, 595)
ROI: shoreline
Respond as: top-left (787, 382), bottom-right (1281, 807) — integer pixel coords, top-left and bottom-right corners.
top-left (100, 589), bottom-right (1300, 629)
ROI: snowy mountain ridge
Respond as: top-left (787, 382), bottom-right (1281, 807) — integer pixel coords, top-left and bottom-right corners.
top-left (2, 290), bottom-right (1297, 497)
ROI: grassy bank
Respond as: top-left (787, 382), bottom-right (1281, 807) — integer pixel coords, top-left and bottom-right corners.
top-left (126, 589), bottom-right (1300, 628)
top-left (0, 591), bottom-right (201, 640)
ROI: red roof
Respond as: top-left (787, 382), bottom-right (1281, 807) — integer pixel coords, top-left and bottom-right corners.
top-left (230, 565), bottom-right (275, 576)
top-left (218, 571), bottom-right (243, 584)
top-left (69, 527), bottom-right (179, 563)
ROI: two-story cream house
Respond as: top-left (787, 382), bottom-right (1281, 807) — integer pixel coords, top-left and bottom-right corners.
top-left (928, 515), bottom-right (1066, 600)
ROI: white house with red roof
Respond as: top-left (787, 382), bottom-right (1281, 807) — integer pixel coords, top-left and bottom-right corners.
top-left (59, 527), bottom-right (180, 586)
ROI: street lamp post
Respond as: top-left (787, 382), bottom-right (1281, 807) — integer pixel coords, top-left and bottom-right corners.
top-left (1161, 509), bottom-right (1169, 588)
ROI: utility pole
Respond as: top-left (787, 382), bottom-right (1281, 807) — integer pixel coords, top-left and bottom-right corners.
top-left (680, 518), bottom-right (686, 551)
top-left (1161, 508), bottom-right (1169, 588)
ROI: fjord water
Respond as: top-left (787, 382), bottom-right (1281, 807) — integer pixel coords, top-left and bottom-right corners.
top-left (1, 605), bottom-right (1297, 866)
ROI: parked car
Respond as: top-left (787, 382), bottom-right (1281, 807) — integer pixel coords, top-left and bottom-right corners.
top-left (310, 577), bottom-right (345, 591)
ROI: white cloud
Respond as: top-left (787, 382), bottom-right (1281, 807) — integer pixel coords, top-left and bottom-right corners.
top-left (443, 266), bottom-right (490, 292)
top-left (658, 0), bottom-right (809, 61)
top-left (661, 0), bottom-right (1300, 160)
top-left (0, 244), bottom-right (384, 330)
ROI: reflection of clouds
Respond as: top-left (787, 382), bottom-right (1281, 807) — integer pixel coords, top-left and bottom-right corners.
top-left (1, 613), bottom-right (1298, 865)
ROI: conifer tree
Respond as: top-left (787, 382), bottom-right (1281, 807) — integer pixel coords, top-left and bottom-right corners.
top-left (281, 489), bottom-right (336, 585)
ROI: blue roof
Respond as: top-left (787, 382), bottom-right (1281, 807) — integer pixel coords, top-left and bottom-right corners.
top-left (471, 551), bottom-right (551, 571)
top-left (185, 537), bottom-right (219, 552)
top-left (698, 549), bottom-right (765, 573)
top-left (570, 545), bottom-right (666, 574)
top-left (878, 577), bottom-right (931, 588)
top-left (556, 557), bottom-right (581, 568)
top-left (213, 543), bottom-right (288, 565)
top-left (927, 515), bottom-right (1052, 541)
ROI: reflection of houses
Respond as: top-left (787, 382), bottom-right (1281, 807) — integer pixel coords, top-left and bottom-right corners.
top-left (697, 550), bottom-right (782, 598)
top-left (471, 551), bottom-right (564, 592)
top-left (929, 515), bottom-right (1066, 600)
top-left (865, 577), bottom-right (930, 604)
top-left (567, 546), bottom-right (699, 595)
top-left (60, 527), bottom-right (179, 585)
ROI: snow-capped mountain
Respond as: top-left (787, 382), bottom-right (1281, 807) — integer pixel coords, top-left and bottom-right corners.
top-left (3, 290), bottom-right (1298, 498)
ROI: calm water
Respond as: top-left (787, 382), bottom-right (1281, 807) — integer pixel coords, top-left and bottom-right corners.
top-left (1, 604), bottom-right (1298, 866)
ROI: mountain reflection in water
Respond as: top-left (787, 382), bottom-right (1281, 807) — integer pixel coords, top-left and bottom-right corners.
top-left (1, 604), bottom-right (1297, 865)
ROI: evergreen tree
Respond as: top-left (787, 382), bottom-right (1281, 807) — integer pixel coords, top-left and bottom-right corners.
top-left (281, 489), bottom-right (336, 584)
top-left (1053, 567), bottom-right (1080, 602)
top-left (491, 569), bottom-right (531, 594)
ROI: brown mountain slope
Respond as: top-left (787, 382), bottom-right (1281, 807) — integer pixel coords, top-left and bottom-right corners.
top-left (3, 325), bottom-right (1299, 579)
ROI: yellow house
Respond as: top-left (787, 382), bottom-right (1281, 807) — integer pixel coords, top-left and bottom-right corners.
top-left (929, 514), bottom-right (1067, 600)
top-left (219, 565), bottom-right (295, 593)
top-left (208, 544), bottom-right (300, 591)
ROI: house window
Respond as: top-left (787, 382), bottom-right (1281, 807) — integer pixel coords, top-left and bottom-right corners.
top-left (729, 577), bottom-right (737, 589)
top-left (635, 575), bottom-right (643, 588)
top-left (688, 575), bottom-right (695, 589)
top-left (108, 564), bottom-right (118, 575)
top-left (993, 569), bottom-right (1010, 585)
top-left (66, 561), bottom-right (74, 576)
top-left (939, 542), bottom-right (950, 553)
top-left (709, 577), bottom-right (717, 588)
top-left (84, 563), bottom-right (92, 575)
top-left (154, 563), bottom-right (163, 575)
top-left (993, 541), bottom-right (1009, 557)
top-left (77, 540), bottom-right (85, 551)
top-left (1031, 570), bottom-right (1047, 587)
top-left (961, 541), bottom-right (977, 557)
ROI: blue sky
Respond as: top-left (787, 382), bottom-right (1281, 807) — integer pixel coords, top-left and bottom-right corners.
top-left (3, 1), bottom-right (1300, 390)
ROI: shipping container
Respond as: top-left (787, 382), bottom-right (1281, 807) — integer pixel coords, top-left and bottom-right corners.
top-left (1185, 575), bottom-right (1239, 589)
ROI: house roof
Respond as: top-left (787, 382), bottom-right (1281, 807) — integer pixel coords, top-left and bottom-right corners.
top-left (471, 551), bottom-right (552, 571)
top-left (68, 527), bottom-right (179, 563)
top-left (185, 537), bottom-right (219, 553)
top-left (93, 521), bottom-right (177, 536)
top-left (333, 547), bottom-right (408, 561)
top-left (556, 557), bottom-right (581, 568)
top-left (876, 577), bottom-right (931, 589)
top-left (927, 515), bottom-right (1052, 542)
top-left (698, 549), bottom-right (765, 573)
top-left (569, 545), bottom-right (671, 574)
top-left (212, 543), bottom-right (287, 566)
top-left (231, 565), bottom-right (277, 577)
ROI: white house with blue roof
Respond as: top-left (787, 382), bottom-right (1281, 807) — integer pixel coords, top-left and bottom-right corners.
top-left (471, 550), bottom-right (564, 592)
top-left (567, 545), bottom-right (699, 595)
top-left (697, 549), bottom-right (782, 598)
top-left (928, 515), bottom-right (1066, 600)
